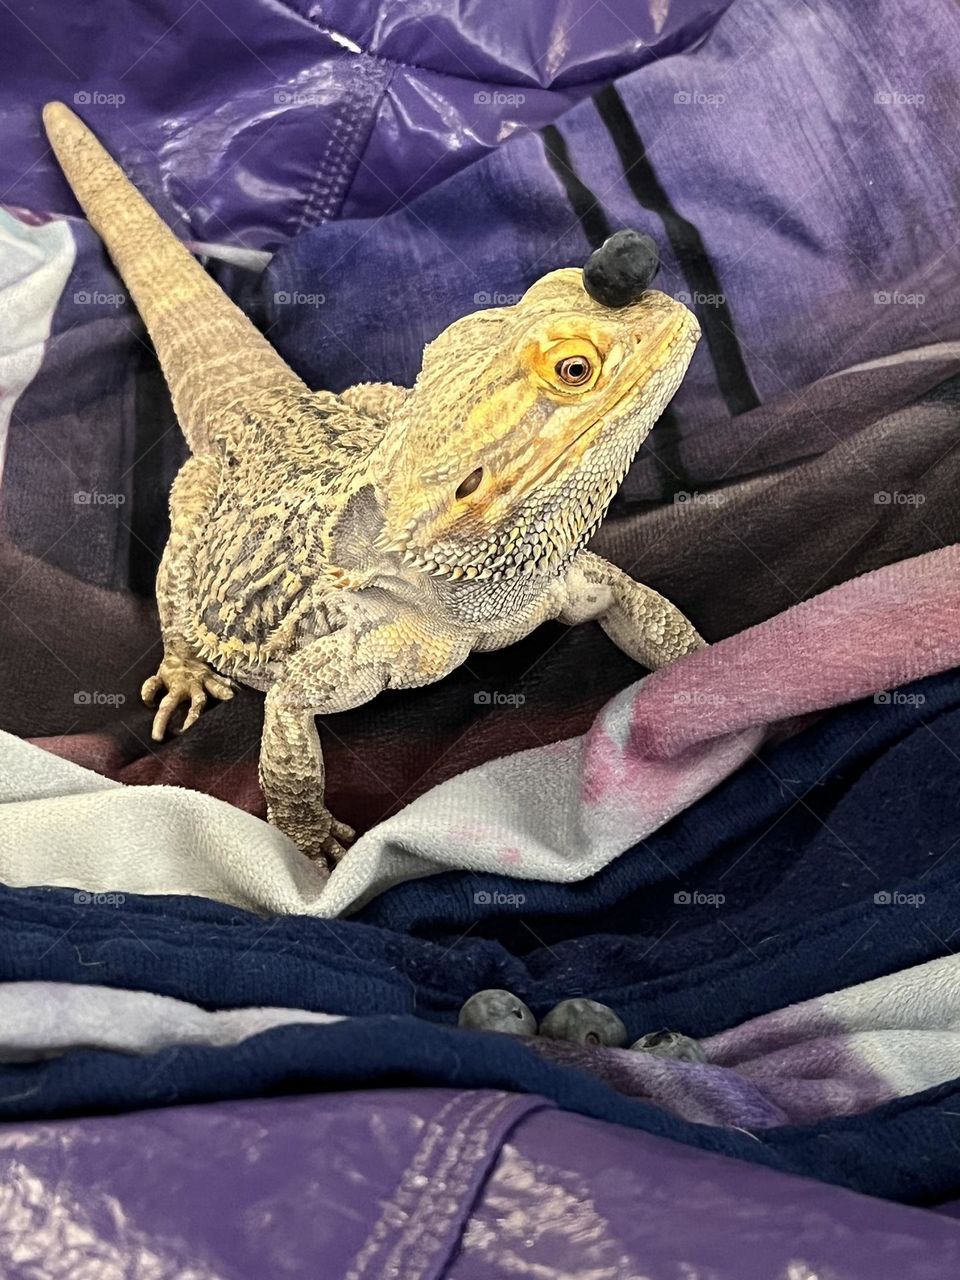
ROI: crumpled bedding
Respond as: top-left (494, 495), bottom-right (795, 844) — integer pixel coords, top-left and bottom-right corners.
top-left (0, 982), bottom-right (343, 1063)
top-left (534, 952), bottom-right (960, 1128)
top-left (6, 962), bottom-right (960, 1203)
top-left (0, 0), bottom-right (959, 1254)
top-left (1, 545), bottom-right (956, 916)
top-left (11, 947), bottom-right (960, 1132)
top-left (0, 668), bottom-right (957, 1201)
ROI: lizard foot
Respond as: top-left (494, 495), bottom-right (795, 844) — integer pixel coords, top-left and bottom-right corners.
top-left (304, 816), bottom-right (356, 869)
top-left (141, 653), bottom-right (235, 740)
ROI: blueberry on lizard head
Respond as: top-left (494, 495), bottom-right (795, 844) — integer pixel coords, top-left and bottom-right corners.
top-left (582, 230), bottom-right (660, 309)
top-left (375, 263), bottom-right (700, 593)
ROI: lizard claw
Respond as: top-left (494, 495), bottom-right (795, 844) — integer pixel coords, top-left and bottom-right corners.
top-left (264, 790), bottom-right (355, 870)
top-left (141, 653), bottom-right (234, 740)
top-left (302, 817), bottom-right (356, 870)
top-left (305, 819), bottom-right (355, 870)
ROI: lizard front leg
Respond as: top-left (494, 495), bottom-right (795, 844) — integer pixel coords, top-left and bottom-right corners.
top-left (142, 455), bottom-right (235, 739)
top-left (259, 693), bottom-right (356, 866)
top-left (260, 609), bottom-right (471, 866)
top-left (561, 550), bottom-right (705, 669)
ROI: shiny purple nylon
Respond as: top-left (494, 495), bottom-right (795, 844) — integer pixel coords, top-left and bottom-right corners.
top-left (0, 0), bottom-right (729, 248)
top-left (0, 1088), bottom-right (955, 1278)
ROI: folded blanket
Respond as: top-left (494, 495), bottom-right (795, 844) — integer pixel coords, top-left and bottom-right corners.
top-left (2, 547), bottom-right (957, 916)
top-left (0, 214), bottom-right (74, 477)
top-left (8, 948), bottom-right (960, 1130)
top-left (0, 664), bottom-right (956, 1197)
top-left (0, 671), bottom-right (956, 1204)
top-left (2, 995), bottom-right (960, 1204)
top-left (330, 544), bottom-right (960, 913)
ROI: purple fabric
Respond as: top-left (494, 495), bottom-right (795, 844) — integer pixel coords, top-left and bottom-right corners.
top-left (454, 1107), bottom-right (960, 1278)
top-left (0, 1087), bottom-right (956, 1278)
top-left (530, 1037), bottom-right (792, 1127)
top-left (0, 1), bottom-right (958, 1256)
top-left (266, 0), bottom-right (960, 433)
top-left (0, 0), bottom-right (728, 248)
top-left (0, 1088), bottom-right (546, 1278)
top-left (528, 952), bottom-right (960, 1132)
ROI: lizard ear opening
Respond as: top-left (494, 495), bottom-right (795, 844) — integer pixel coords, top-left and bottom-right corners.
top-left (455, 467), bottom-right (484, 500)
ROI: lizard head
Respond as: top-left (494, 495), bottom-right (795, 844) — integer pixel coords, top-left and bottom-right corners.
top-left (375, 268), bottom-right (700, 583)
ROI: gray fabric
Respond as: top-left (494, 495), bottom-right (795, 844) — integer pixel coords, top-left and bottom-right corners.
top-left (0, 981), bottom-right (342, 1063)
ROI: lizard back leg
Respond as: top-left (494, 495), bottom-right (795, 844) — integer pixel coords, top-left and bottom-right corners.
top-left (141, 455), bottom-right (235, 739)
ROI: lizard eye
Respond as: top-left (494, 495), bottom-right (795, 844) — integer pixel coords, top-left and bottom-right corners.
top-left (529, 338), bottom-right (601, 393)
top-left (556, 355), bottom-right (593, 386)
top-left (456, 467), bottom-right (484, 499)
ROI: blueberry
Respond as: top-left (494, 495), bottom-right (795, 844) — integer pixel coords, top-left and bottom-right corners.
top-left (630, 1030), bottom-right (706, 1064)
top-left (458, 989), bottom-right (537, 1037)
top-left (539, 998), bottom-right (627, 1048)
top-left (582, 230), bottom-right (659, 309)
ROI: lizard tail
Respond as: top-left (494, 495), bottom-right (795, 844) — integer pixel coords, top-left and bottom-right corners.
top-left (43, 101), bottom-right (305, 456)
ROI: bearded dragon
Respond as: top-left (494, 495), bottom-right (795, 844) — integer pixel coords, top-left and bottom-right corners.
top-left (43, 101), bottom-right (704, 869)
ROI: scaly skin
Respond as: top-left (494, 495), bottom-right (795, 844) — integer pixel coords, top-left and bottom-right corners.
top-left (43, 101), bottom-right (705, 870)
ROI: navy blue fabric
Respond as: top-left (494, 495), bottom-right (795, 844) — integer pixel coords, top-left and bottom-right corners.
top-left (358, 667), bottom-right (960, 1039)
top-left (0, 669), bottom-right (959, 1202)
